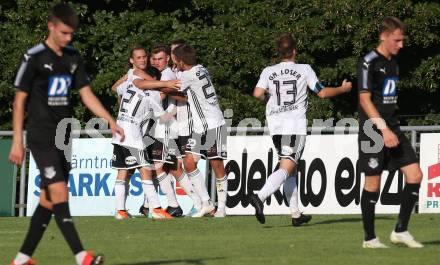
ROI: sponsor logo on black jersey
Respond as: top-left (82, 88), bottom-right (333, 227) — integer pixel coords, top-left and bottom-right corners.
top-left (47, 74), bottom-right (72, 106)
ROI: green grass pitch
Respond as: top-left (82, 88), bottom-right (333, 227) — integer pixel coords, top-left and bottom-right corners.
top-left (0, 214), bottom-right (438, 265)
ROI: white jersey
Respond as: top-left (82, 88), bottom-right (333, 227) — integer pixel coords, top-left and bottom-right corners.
top-left (256, 61), bottom-right (321, 135)
top-left (151, 67), bottom-right (178, 139)
top-left (180, 65), bottom-right (225, 133)
top-left (112, 79), bottom-right (165, 149)
top-left (174, 69), bottom-right (191, 136)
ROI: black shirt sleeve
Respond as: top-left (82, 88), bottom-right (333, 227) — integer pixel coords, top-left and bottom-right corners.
top-left (13, 53), bottom-right (36, 93)
top-left (73, 56), bottom-right (90, 90)
top-left (357, 57), bottom-right (373, 94)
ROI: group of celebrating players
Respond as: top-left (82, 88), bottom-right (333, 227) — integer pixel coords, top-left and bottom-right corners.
top-left (8, 2), bottom-right (425, 265)
top-left (109, 41), bottom-right (228, 219)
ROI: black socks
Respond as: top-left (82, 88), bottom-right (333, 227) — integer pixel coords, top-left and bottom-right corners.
top-left (20, 204), bottom-right (52, 256)
top-left (361, 189), bottom-right (380, 241)
top-left (53, 202), bottom-right (84, 255)
top-left (395, 183), bottom-right (420, 233)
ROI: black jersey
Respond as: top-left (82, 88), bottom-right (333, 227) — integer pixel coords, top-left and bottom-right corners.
top-left (14, 43), bottom-right (90, 144)
top-left (357, 50), bottom-right (400, 130)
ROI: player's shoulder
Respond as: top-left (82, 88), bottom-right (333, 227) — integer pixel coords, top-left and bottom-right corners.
top-left (161, 67), bottom-right (176, 80)
top-left (22, 43), bottom-right (46, 62)
top-left (26, 43), bottom-right (46, 55)
top-left (63, 44), bottom-right (81, 57)
top-left (359, 50), bottom-right (380, 64)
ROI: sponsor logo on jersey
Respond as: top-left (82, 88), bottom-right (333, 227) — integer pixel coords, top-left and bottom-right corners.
top-left (44, 63), bottom-right (53, 72)
top-left (44, 166), bottom-right (56, 179)
top-left (187, 138), bottom-right (196, 148)
top-left (125, 156), bottom-right (137, 165)
top-left (47, 75), bottom-right (72, 106)
top-left (70, 63), bottom-right (78, 74)
top-left (382, 77), bottom-right (398, 104)
top-left (368, 158), bottom-right (379, 169)
top-left (281, 145), bottom-right (294, 155)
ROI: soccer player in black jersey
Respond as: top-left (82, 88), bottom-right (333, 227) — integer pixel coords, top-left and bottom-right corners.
top-left (357, 17), bottom-right (423, 248)
top-left (8, 4), bottom-right (124, 264)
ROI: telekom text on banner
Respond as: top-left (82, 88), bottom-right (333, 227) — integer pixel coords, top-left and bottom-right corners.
top-left (27, 138), bottom-right (204, 216)
top-left (419, 133), bottom-right (440, 213)
top-left (225, 135), bottom-right (403, 215)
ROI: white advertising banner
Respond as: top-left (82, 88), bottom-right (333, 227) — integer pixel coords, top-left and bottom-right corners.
top-left (419, 133), bottom-right (440, 213)
top-left (27, 138), bottom-right (204, 216)
top-left (225, 135), bottom-right (402, 215)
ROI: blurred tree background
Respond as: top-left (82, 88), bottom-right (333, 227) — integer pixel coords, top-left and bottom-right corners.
top-left (1, 0), bottom-right (439, 129)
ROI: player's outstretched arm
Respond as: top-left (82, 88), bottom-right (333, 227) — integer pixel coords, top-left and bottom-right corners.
top-left (79, 86), bottom-right (125, 141)
top-left (111, 74), bottom-right (127, 93)
top-left (133, 79), bottom-right (181, 91)
top-left (9, 91), bottom-right (28, 166)
top-left (316, 79), bottom-right (352, 98)
top-left (359, 91), bottom-right (399, 148)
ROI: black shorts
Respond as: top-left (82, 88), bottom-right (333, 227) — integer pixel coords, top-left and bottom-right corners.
top-left (29, 143), bottom-right (70, 188)
top-left (271, 135), bottom-right (306, 163)
top-left (358, 128), bottom-right (418, 176)
top-left (111, 144), bottom-right (150, 170)
top-left (145, 138), bottom-right (176, 165)
top-left (185, 126), bottom-right (227, 160)
top-left (177, 135), bottom-right (190, 158)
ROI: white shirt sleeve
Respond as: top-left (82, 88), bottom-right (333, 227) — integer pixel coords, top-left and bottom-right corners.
top-left (149, 98), bottom-right (166, 118)
top-left (305, 65), bottom-right (322, 94)
top-left (116, 81), bottom-right (127, 96)
top-left (255, 68), bottom-right (269, 90)
top-left (161, 68), bottom-right (177, 81)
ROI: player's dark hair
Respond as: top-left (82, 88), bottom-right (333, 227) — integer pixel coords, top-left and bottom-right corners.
top-left (145, 66), bottom-right (162, 80)
top-left (151, 43), bottom-right (171, 56)
top-left (276, 33), bottom-right (297, 59)
top-left (172, 44), bottom-right (197, 66)
top-left (171, 39), bottom-right (186, 48)
top-left (130, 46), bottom-right (147, 58)
top-left (48, 3), bottom-right (79, 30)
top-left (380, 16), bottom-right (406, 34)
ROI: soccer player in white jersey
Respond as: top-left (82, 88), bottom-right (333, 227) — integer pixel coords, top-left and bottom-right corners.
top-left (111, 66), bottom-right (177, 219)
top-left (171, 44), bottom-right (228, 218)
top-left (251, 33), bottom-right (352, 225)
top-left (112, 47), bottom-right (180, 219)
top-left (139, 44), bottom-right (201, 217)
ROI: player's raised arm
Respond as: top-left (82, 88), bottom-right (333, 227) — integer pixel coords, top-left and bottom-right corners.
top-left (315, 79), bottom-right (352, 99)
top-left (79, 85), bottom-right (125, 141)
top-left (111, 74), bottom-right (128, 93)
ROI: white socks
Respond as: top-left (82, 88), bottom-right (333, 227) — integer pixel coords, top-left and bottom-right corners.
top-left (114, 180), bottom-right (126, 211)
top-left (283, 175), bottom-right (301, 218)
top-left (142, 179), bottom-right (161, 210)
top-left (258, 168), bottom-right (288, 202)
top-left (75, 251), bottom-right (87, 265)
top-left (177, 172), bottom-right (202, 210)
top-left (157, 172), bottom-right (179, 208)
top-left (187, 169), bottom-right (211, 202)
top-left (13, 252), bottom-right (30, 265)
top-left (216, 175), bottom-right (228, 210)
